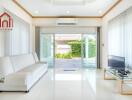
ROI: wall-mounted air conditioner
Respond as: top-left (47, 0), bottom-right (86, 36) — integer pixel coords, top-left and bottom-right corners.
top-left (56, 18), bottom-right (78, 26)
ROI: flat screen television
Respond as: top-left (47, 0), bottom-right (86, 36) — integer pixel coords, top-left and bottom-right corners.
top-left (108, 55), bottom-right (125, 72)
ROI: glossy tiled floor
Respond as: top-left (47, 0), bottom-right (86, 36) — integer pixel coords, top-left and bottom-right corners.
top-left (0, 69), bottom-right (132, 100)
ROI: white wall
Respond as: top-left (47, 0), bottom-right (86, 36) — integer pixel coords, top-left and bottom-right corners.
top-left (102, 0), bottom-right (132, 68)
top-left (0, 31), bottom-right (4, 56)
top-left (0, 8), bottom-right (4, 56)
top-left (33, 18), bottom-right (102, 27)
top-left (40, 27), bottom-right (97, 34)
top-left (0, 0), bottom-right (33, 56)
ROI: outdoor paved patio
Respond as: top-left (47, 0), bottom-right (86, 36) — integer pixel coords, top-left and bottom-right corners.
top-left (55, 58), bottom-right (81, 69)
top-left (55, 58), bottom-right (96, 69)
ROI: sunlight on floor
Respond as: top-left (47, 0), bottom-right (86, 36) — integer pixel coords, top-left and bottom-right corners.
top-left (55, 74), bottom-right (82, 80)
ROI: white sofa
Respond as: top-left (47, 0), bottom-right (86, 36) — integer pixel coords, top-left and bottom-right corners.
top-left (0, 53), bottom-right (48, 92)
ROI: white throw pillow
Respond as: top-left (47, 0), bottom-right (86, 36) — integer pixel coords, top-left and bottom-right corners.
top-left (10, 54), bottom-right (35, 72)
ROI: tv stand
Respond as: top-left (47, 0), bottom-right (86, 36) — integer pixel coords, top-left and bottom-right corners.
top-left (104, 68), bottom-right (132, 95)
top-left (118, 70), bottom-right (128, 75)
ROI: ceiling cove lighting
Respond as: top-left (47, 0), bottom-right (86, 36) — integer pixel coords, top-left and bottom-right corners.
top-left (99, 10), bottom-right (102, 14)
top-left (66, 10), bottom-right (70, 14)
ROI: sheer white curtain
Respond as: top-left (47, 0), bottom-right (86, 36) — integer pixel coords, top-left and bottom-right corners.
top-left (124, 8), bottom-right (132, 67)
top-left (108, 14), bottom-right (125, 57)
top-left (108, 7), bottom-right (132, 68)
top-left (4, 12), bottom-right (30, 56)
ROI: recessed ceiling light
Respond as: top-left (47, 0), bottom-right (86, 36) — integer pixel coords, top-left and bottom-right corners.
top-left (66, 10), bottom-right (70, 14)
top-left (35, 10), bottom-right (39, 14)
top-left (99, 10), bottom-right (102, 14)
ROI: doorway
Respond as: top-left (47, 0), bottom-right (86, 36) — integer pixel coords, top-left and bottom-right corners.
top-left (40, 33), bottom-right (98, 69)
top-left (55, 34), bottom-right (82, 69)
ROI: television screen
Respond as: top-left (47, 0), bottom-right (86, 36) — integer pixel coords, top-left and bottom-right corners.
top-left (108, 55), bottom-right (125, 71)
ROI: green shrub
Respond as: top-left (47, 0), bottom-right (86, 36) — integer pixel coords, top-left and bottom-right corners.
top-left (68, 40), bottom-right (81, 57)
top-left (56, 39), bottom-right (96, 59)
top-left (55, 52), bottom-right (72, 59)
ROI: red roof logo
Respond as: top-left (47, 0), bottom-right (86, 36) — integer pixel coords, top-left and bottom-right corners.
top-left (0, 12), bottom-right (13, 30)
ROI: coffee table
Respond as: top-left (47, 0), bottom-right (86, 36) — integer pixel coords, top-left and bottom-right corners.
top-left (104, 68), bottom-right (132, 95)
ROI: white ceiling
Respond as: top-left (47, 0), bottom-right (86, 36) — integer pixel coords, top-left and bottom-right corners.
top-left (16, 0), bottom-right (119, 16)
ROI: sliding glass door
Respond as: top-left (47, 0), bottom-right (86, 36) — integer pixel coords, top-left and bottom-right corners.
top-left (82, 33), bottom-right (97, 68)
top-left (40, 34), bottom-right (54, 68)
top-left (39, 33), bottom-right (98, 69)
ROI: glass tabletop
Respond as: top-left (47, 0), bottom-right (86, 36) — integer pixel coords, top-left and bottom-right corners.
top-left (105, 67), bottom-right (132, 80)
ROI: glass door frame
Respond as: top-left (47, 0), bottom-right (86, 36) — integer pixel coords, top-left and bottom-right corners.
top-left (40, 32), bottom-right (100, 69)
top-left (40, 33), bottom-right (55, 68)
top-left (81, 32), bottom-right (98, 69)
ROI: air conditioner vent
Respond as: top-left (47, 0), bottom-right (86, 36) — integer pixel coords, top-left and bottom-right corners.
top-left (56, 18), bottom-right (77, 26)
top-left (57, 23), bottom-right (77, 25)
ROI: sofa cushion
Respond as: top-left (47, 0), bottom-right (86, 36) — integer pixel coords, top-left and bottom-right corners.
top-left (19, 63), bottom-right (47, 75)
top-left (18, 63), bottom-right (48, 84)
top-left (10, 54), bottom-right (35, 72)
top-left (0, 57), bottom-right (14, 76)
top-left (4, 72), bottom-right (32, 86)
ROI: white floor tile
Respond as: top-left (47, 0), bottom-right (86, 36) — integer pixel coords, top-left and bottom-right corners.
top-left (0, 69), bottom-right (132, 100)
